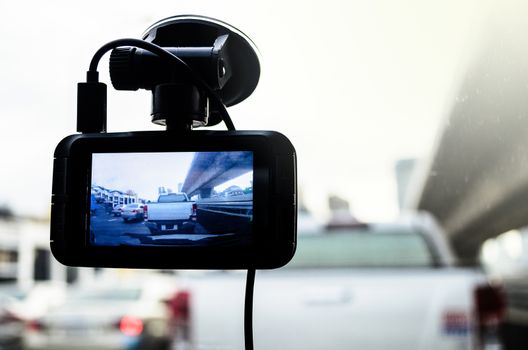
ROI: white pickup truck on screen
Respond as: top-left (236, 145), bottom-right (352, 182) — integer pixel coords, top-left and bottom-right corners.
top-left (169, 213), bottom-right (505, 350)
top-left (144, 193), bottom-right (196, 234)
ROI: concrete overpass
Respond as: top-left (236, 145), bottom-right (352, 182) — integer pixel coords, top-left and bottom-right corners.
top-left (409, 8), bottom-right (528, 264)
top-left (181, 152), bottom-right (252, 198)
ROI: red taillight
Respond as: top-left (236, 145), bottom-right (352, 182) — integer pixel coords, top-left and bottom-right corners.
top-left (131, 209), bottom-right (137, 213)
top-left (119, 315), bottom-right (144, 337)
top-left (474, 283), bottom-right (506, 348)
top-left (168, 290), bottom-right (191, 342)
top-left (170, 290), bottom-right (191, 322)
top-left (192, 203), bottom-right (197, 217)
top-left (26, 319), bottom-right (46, 332)
top-left (476, 284), bottom-right (506, 322)
top-left (144, 205), bottom-right (148, 220)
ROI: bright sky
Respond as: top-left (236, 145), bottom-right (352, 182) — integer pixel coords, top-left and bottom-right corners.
top-left (214, 173), bottom-right (252, 193)
top-left (92, 152), bottom-right (195, 201)
top-left (92, 152), bottom-right (253, 200)
top-left (0, 0), bottom-right (494, 222)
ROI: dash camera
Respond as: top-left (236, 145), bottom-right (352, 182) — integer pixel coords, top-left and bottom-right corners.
top-left (50, 16), bottom-right (297, 269)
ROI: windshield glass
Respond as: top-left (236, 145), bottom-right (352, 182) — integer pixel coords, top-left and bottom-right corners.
top-left (158, 194), bottom-right (187, 203)
top-left (289, 229), bottom-right (433, 268)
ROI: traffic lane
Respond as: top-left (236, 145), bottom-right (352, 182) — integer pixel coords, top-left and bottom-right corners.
top-left (138, 231), bottom-right (250, 247)
top-left (91, 208), bottom-right (209, 245)
top-left (90, 208), bottom-right (150, 245)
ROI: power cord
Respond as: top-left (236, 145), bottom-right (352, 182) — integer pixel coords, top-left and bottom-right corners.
top-left (245, 268), bottom-right (256, 350)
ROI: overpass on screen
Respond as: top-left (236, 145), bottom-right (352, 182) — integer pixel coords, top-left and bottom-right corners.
top-left (181, 152), bottom-right (252, 198)
top-left (180, 151), bottom-right (253, 234)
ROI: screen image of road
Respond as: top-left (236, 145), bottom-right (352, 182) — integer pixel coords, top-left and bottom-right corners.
top-left (89, 151), bottom-right (253, 247)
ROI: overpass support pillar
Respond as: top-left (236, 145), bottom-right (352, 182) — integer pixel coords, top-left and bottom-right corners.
top-left (200, 188), bottom-right (213, 199)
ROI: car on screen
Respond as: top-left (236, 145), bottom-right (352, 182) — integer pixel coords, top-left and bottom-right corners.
top-left (112, 204), bottom-right (126, 217)
top-left (121, 203), bottom-right (146, 222)
top-left (144, 193), bottom-right (196, 234)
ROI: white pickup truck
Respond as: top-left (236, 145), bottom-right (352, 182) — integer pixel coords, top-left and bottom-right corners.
top-left (144, 193), bottom-right (196, 234)
top-left (169, 213), bottom-right (505, 350)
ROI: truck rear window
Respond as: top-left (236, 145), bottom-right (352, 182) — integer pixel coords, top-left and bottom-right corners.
top-left (158, 194), bottom-right (187, 203)
top-left (288, 229), bottom-right (433, 268)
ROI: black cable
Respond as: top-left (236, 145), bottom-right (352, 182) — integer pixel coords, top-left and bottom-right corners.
top-left (245, 268), bottom-right (256, 350)
top-left (87, 38), bottom-right (235, 131)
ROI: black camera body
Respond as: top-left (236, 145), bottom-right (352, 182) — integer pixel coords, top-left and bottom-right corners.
top-left (50, 15), bottom-right (297, 270)
top-left (51, 130), bottom-right (296, 269)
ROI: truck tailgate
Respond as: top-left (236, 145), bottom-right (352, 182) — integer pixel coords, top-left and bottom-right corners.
top-left (148, 203), bottom-right (191, 221)
top-left (184, 269), bottom-right (482, 350)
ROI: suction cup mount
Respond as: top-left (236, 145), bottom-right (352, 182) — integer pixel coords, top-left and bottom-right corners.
top-left (109, 15), bottom-right (261, 129)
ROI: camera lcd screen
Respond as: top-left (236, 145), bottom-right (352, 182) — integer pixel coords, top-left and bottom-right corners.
top-left (89, 151), bottom-right (253, 247)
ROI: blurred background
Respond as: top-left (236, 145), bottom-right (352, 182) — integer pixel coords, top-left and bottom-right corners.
top-left (1, 0), bottom-right (528, 349)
